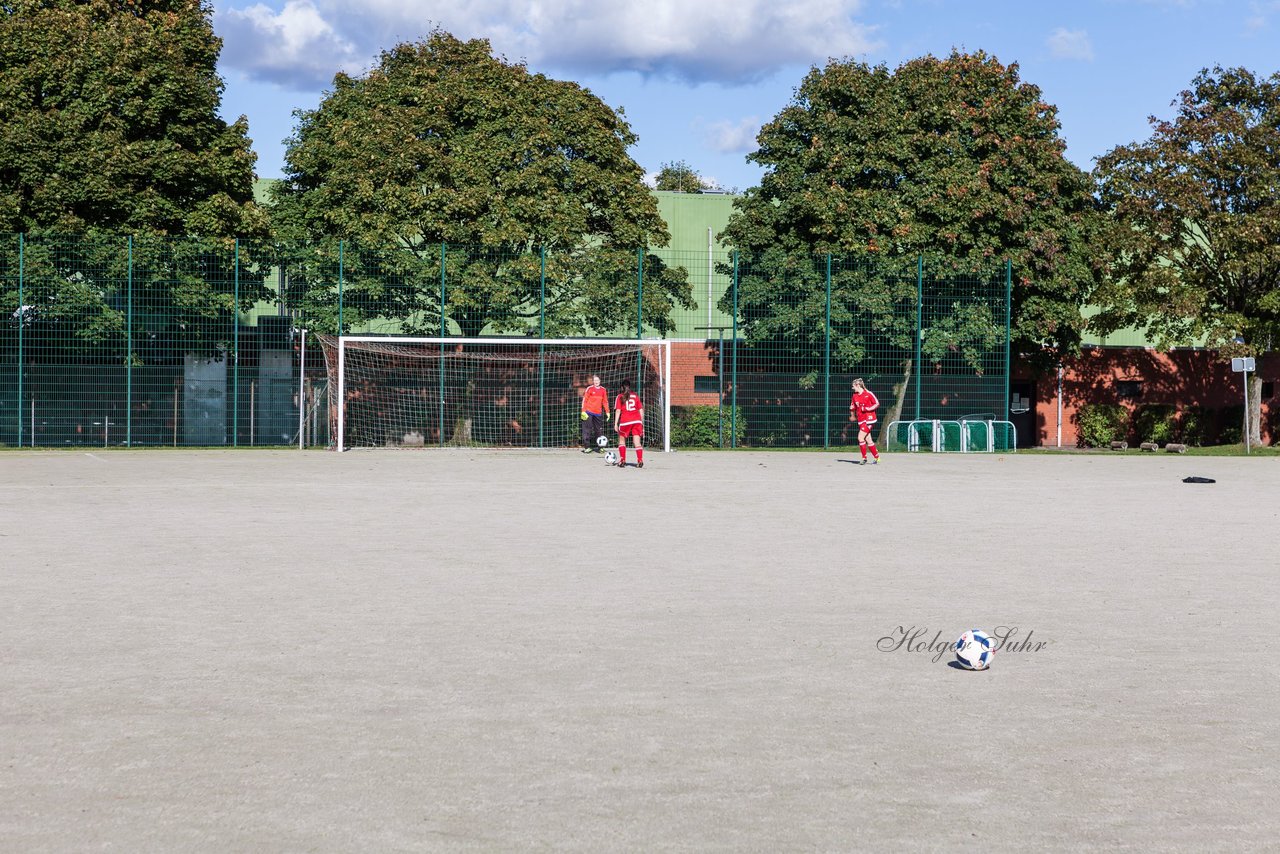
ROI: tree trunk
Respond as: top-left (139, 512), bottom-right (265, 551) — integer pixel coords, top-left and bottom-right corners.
top-left (449, 373), bottom-right (476, 445)
top-left (1248, 373), bottom-right (1263, 447)
top-left (882, 357), bottom-right (913, 439)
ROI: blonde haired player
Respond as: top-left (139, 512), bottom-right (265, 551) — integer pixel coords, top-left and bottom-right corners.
top-left (849, 378), bottom-right (879, 465)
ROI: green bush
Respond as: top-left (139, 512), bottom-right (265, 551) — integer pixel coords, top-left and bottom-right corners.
top-left (671, 405), bottom-right (746, 447)
top-left (1076, 403), bottom-right (1128, 448)
top-left (1217, 405), bottom-right (1244, 445)
top-left (1132, 405), bottom-right (1177, 444)
top-left (1180, 406), bottom-right (1210, 446)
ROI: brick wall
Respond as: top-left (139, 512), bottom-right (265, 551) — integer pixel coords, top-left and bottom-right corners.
top-left (1025, 348), bottom-right (1278, 447)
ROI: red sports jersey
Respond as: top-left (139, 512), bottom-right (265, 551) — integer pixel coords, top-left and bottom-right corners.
top-left (850, 389), bottom-right (879, 423)
top-left (615, 393), bottom-right (644, 427)
top-left (582, 384), bottom-right (609, 416)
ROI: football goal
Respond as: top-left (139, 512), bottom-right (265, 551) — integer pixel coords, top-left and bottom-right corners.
top-left (320, 336), bottom-right (671, 453)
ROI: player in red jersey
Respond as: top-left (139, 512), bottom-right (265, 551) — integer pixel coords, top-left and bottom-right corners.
top-left (613, 379), bottom-right (645, 469)
top-left (849, 378), bottom-right (879, 465)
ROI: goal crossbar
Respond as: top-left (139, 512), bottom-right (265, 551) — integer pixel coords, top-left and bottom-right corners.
top-left (334, 336), bottom-right (671, 453)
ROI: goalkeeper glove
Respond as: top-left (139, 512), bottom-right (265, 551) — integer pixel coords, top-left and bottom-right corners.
top-left (580, 411), bottom-right (588, 421)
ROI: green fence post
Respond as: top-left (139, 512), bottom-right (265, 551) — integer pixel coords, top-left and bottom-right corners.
top-left (16, 233), bottom-right (23, 447)
top-left (336, 240), bottom-right (344, 334)
top-left (635, 247), bottom-right (644, 399)
top-left (731, 250), bottom-right (738, 449)
top-left (126, 235), bottom-right (133, 448)
top-left (824, 253), bottom-right (831, 449)
top-left (1004, 258), bottom-right (1012, 425)
top-left (915, 255), bottom-right (923, 420)
top-left (232, 238), bottom-right (240, 448)
top-left (439, 242), bottom-right (446, 447)
top-left (539, 245), bottom-right (546, 449)
top-left (636, 247), bottom-right (644, 338)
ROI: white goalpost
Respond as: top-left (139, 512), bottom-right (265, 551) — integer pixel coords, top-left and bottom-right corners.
top-left (327, 336), bottom-right (671, 453)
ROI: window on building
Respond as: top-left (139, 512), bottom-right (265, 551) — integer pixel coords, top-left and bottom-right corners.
top-left (1115, 380), bottom-right (1143, 400)
top-left (694, 375), bottom-right (721, 394)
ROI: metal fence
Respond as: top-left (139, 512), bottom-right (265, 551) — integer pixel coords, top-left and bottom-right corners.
top-left (0, 234), bottom-right (1011, 449)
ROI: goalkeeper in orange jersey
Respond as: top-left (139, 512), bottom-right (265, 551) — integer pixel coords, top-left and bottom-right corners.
top-left (580, 374), bottom-right (610, 453)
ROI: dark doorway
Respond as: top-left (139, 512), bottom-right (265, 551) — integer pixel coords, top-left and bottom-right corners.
top-left (1009, 381), bottom-right (1036, 448)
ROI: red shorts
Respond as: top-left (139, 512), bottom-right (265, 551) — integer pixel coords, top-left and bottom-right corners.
top-left (857, 419), bottom-right (877, 435)
top-left (618, 423), bottom-right (644, 439)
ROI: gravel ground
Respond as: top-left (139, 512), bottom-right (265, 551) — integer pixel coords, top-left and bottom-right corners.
top-left (1, 449), bottom-right (1277, 852)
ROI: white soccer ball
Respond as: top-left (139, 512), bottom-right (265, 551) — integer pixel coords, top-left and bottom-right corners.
top-left (604, 450), bottom-right (617, 465)
top-left (596, 435), bottom-right (609, 448)
top-left (954, 629), bottom-right (995, 670)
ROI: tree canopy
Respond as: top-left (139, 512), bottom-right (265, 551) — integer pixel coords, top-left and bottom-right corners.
top-left (654, 160), bottom-right (706, 193)
top-left (721, 51), bottom-right (1101, 361)
top-left (272, 31), bottom-right (691, 338)
top-left (0, 0), bottom-right (269, 360)
top-left (1094, 65), bottom-right (1280, 445)
top-left (0, 0), bottom-right (265, 236)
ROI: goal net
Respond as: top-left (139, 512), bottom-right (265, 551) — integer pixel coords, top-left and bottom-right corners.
top-left (319, 336), bottom-right (671, 452)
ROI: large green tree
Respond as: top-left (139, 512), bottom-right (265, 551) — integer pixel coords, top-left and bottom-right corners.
top-left (720, 51), bottom-right (1100, 425)
top-left (272, 31), bottom-right (691, 339)
top-left (0, 0), bottom-right (269, 360)
top-left (1094, 66), bottom-right (1280, 446)
top-left (0, 0), bottom-right (264, 235)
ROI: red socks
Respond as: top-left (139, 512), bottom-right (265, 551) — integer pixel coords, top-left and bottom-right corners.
top-left (637, 448), bottom-right (643, 464)
top-left (619, 445), bottom-right (627, 463)
top-left (869, 443), bottom-right (878, 459)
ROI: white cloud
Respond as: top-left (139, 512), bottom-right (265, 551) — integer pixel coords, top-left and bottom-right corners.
top-left (1245, 0), bottom-right (1280, 32)
top-left (217, 0), bottom-right (362, 90)
top-left (702, 117), bottom-right (762, 154)
top-left (214, 0), bottom-right (881, 88)
top-left (1046, 27), bottom-right (1094, 62)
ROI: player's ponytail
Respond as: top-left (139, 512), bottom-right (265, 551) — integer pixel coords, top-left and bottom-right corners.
top-left (619, 379), bottom-right (631, 399)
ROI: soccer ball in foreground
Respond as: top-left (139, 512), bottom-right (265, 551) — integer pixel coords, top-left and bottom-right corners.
top-left (604, 450), bottom-right (617, 465)
top-left (596, 435), bottom-right (609, 448)
top-left (954, 629), bottom-right (995, 670)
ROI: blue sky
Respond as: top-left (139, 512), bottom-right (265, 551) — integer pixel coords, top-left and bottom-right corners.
top-left (212, 0), bottom-right (1280, 191)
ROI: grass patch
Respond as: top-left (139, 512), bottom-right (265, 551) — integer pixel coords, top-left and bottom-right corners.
top-left (1023, 444), bottom-right (1280, 457)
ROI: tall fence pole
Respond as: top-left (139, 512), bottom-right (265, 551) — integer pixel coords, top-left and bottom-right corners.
top-left (1004, 259), bottom-right (1012, 424)
top-left (824, 253), bottom-right (831, 449)
top-left (731, 250), bottom-right (738, 449)
top-left (439, 242), bottom-right (446, 447)
top-left (336, 240), bottom-right (344, 334)
top-left (539, 246), bottom-right (546, 449)
top-left (636, 247), bottom-right (644, 398)
top-left (232, 238), bottom-right (240, 448)
top-left (126, 235), bottom-right (133, 448)
top-left (16, 234), bottom-right (24, 447)
top-left (915, 255), bottom-right (923, 420)
top-left (636, 247), bottom-right (644, 338)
